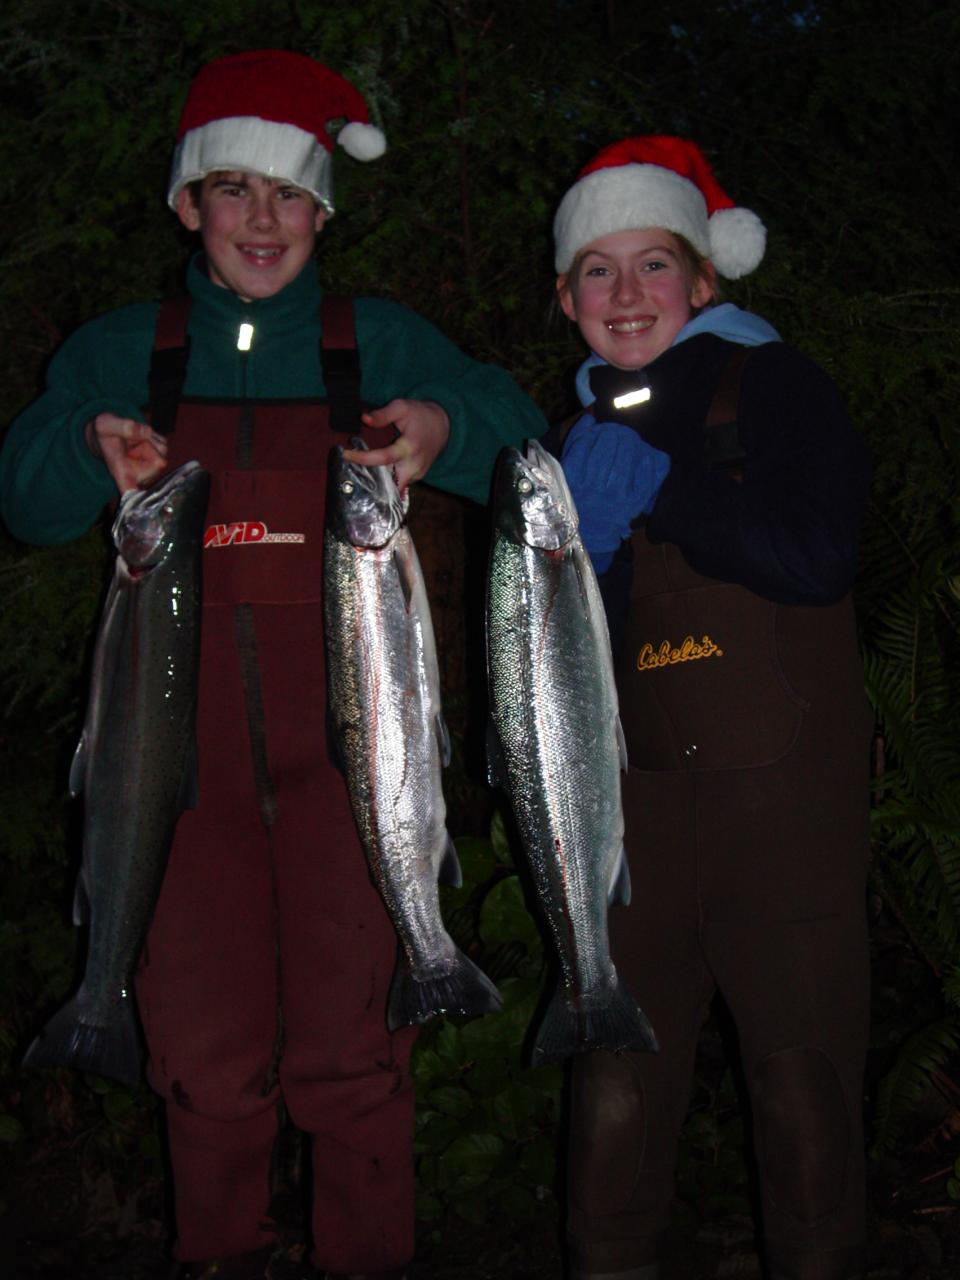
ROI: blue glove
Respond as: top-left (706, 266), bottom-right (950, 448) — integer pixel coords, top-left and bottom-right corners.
top-left (561, 418), bottom-right (671, 573)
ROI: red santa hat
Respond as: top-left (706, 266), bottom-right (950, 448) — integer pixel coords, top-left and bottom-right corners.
top-left (553, 135), bottom-right (765, 279)
top-left (167, 49), bottom-right (386, 214)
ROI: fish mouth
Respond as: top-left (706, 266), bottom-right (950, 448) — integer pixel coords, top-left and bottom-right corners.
top-left (113, 460), bottom-right (209, 570)
top-left (329, 441), bottom-right (405, 549)
top-left (122, 559), bottom-right (161, 581)
top-left (493, 440), bottom-right (578, 551)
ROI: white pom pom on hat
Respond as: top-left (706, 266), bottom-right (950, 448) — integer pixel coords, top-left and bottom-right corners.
top-left (167, 49), bottom-right (387, 215)
top-left (554, 135), bottom-right (765, 279)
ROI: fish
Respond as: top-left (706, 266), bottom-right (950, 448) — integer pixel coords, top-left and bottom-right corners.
top-left (24, 460), bottom-right (209, 1086)
top-left (485, 438), bottom-right (657, 1064)
top-left (323, 441), bottom-right (501, 1030)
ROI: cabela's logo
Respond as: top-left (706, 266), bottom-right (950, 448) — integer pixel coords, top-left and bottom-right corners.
top-left (636, 634), bottom-right (723, 672)
top-left (204, 521), bottom-right (306, 548)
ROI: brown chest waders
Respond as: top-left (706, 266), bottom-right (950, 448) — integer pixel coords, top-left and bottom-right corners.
top-left (565, 350), bottom-right (872, 1280)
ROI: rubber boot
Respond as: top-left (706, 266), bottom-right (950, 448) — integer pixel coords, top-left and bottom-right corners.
top-left (323, 1272), bottom-right (407, 1280)
top-left (765, 1239), bottom-right (865, 1280)
top-left (178, 1249), bottom-right (274, 1280)
top-left (570, 1267), bottom-right (660, 1280)
top-left (178, 1245), bottom-right (318, 1279)
top-left (768, 1275), bottom-right (863, 1280)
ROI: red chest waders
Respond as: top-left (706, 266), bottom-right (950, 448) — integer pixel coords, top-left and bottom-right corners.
top-left (134, 296), bottom-right (417, 1273)
top-left (565, 356), bottom-right (874, 1280)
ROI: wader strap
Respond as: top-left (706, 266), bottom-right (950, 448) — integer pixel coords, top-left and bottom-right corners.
top-left (234, 603), bottom-right (278, 830)
top-left (704, 345), bottom-right (751, 480)
top-left (148, 296), bottom-right (192, 437)
top-left (321, 294), bottom-right (362, 435)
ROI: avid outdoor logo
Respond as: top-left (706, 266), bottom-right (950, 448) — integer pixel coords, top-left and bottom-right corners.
top-left (636, 634), bottom-right (723, 672)
top-left (203, 521), bottom-right (306, 548)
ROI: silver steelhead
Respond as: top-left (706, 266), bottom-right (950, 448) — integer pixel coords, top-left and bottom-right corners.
top-left (24, 460), bottom-right (209, 1086)
top-left (324, 442), bottom-right (501, 1029)
top-left (486, 438), bottom-right (657, 1063)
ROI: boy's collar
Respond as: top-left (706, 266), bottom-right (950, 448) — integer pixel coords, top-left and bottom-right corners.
top-left (187, 251), bottom-right (321, 316)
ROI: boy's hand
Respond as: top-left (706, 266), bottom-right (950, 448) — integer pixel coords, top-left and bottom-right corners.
top-left (85, 413), bottom-right (169, 494)
top-left (345, 399), bottom-right (451, 495)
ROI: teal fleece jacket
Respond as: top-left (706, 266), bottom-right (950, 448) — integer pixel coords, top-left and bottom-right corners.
top-left (0, 256), bottom-right (546, 544)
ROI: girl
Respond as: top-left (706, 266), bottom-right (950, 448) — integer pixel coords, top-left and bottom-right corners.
top-left (551, 137), bottom-right (872, 1280)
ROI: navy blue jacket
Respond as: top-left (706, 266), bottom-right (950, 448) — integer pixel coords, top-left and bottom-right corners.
top-left (586, 332), bottom-right (870, 608)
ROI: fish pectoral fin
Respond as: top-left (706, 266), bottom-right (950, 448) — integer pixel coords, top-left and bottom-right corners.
top-left (438, 835), bottom-right (463, 888)
top-left (608, 844), bottom-right (632, 906)
top-left (435, 713), bottom-right (452, 768)
top-left (177, 735), bottom-right (201, 812)
top-left (616, 716), bottom-right (628, 773)
top-left (485, 720), bottom-right (507, 790)
top-left (72, 866), bottom-right (92, 927)
top-left (393, 545), bottom-right (416, 611)
top-left (68, 731), bottom-right (89, 799)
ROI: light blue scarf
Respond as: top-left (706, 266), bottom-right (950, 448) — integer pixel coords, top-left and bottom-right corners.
top-left (575, 302), bottom-right (780, 406)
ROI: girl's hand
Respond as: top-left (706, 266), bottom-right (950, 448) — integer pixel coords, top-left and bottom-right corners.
top-left (85, 413), bottom-right (169, 494)
top-left (345, 399), bottom-right (451, 495)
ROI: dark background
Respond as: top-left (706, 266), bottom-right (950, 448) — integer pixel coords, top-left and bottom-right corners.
top-left (1, 1), bottom-right (958, 1276)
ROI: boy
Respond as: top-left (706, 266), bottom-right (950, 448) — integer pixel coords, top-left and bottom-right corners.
top-left (1, 49), bottom-right (545, 1280)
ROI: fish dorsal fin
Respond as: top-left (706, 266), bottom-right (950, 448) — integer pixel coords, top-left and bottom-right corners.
top-left (435, 713), bottom-right (452, 768)
top-left (438, 834), bottom-right (463, 888)
top-left (72, 865), bottom-right (92, 927)
top-left (325, 706), bottom-right (347, 775)
top-left (69, 731), bottom-right (89, 799)
top-left (485, 720), bottom-right (506, 790)
top-left (616, 716), bottom-right (628, 773)
top-left (608, 844), bottom-right (632, 907)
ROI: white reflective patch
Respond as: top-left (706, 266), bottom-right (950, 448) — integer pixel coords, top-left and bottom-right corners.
top-left (237, 322), bottom-right (254, 352)
top-left (613, 386), bottom-right (651, 410)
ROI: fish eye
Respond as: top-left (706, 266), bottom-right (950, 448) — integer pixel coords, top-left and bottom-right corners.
top-left (340, 480), bottom-right (355, 496)
top-left (162, 502), bottom-right (176, 516)
top-left (518, 477), bottom-right (533, 494)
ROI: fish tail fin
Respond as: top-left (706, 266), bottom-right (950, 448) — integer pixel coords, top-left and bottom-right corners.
top-left (387, 947), bottom-right (502, 1030)
top-left (530, 975), bottom-right (658, 1065)
top-left (23, 990), bottom-right (143, 1088)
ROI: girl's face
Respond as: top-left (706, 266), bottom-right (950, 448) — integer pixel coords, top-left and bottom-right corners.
top-left (557, 228), bottom-right (714, 370)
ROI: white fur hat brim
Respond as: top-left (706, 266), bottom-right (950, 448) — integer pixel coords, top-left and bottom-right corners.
top-left (168, 117), bottom-right (336, 212)
top-left (554, 163), bottom-right (765, 279)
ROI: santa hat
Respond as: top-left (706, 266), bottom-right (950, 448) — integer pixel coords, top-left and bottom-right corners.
top-left (554, 135), bottom-right (765, 279)
top-left (167, 49), bottom-right (386, 214)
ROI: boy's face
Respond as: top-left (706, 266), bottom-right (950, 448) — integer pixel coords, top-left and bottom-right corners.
top-left (176, 171), bottom-right (327, 301)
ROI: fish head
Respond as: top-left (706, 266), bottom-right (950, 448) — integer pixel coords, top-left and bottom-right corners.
top-left (112, 461), bottom-right (210, 575)
top-left (327, 439), bottom-right (407, 550)
top-left (492, 438), bottom-right (578, 551)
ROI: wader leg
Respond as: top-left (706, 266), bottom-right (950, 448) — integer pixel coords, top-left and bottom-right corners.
top-left (256, 603), bottom-right (417, 1277)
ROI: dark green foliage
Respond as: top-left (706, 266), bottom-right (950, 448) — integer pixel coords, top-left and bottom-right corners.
top-left (412, 816), bottom-right (562, 1232)
top-left (1, 0), bottom-right (959, 1250)
top-left (860, 522), bottom-right (960, 1151)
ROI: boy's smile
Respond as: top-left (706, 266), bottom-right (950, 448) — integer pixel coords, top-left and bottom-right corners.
top-left (176, 171), bottom-right (327, 301)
